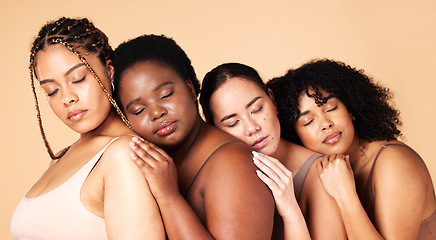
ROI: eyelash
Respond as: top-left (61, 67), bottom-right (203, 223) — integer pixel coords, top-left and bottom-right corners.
top-left (47, 89), bottom-right (58, 97)
top-left (252, 106), bottom-right (263, 114)
top-left (133, 108), bottom-right (145, 115)
top-left (303, 119), bottom-right (314, 127)
top-left (326, 106), bottom-right (337, 112)
top-left (73, 77), bottom-right (85, 84)
top-left (161, 91), bottom-right (174, 99)
top-left (227, 120), bottom-right (239, 128)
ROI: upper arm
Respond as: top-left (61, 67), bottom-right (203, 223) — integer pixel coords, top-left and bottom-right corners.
top-left (301, 160), bottom-right (347, 240)
top-left (373, 146), bottom-right (429, 239)
top-left (100, 136), bottom-right (165, 240)
top-left (202, 144), bottom-right (275, 239)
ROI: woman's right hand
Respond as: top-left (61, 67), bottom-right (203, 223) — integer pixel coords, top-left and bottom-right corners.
top-left (129, 136), bottom-right (179, 201)
top-left (252, 151), bottom-right (298, 217)
top-left (316, 154), bottom-right (355, 204)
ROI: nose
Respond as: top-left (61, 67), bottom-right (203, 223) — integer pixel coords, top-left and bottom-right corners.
top-left (320, 116), bottom-right (333, 131)
top-left (244, 116), bottom-right (261, 137)
top-left (151, 105), bottom-right (167, 121)
top-left (62, 87), bottom-right (78, 106)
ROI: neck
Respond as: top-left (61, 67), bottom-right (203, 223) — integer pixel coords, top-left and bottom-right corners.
top-left (271, 138), bottom-right (291, 163)
top-left (345, 135), bottom-right (366, 170)
top-left (165, 115), bottom-right (203, 165)
top-left (80, 110), bottom-right (129, 140)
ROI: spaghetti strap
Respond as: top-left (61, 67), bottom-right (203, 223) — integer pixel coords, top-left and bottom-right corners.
top-left (365, 143), bottom-right (410, 195)
top-left (293, 153), bottom-right (324, 200)
top-left (184, 140), bottom-right (242, 196)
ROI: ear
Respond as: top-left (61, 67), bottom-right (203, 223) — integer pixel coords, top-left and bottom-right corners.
top-left (106, 59), bottom-right (115, 84)
top-left (185, 80), bottom-right (197, 101)
top-left (268, 88), bottom-right (278, 115)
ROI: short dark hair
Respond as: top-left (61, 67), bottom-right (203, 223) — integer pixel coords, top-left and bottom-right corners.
top-left (267, 58), bottom-right (402, 144)
top-left (112, 34), bottom-right (199, 107)
top-left (200, 62), bottom-right (267, 125)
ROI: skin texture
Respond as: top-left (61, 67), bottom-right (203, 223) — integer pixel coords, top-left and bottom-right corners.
top-left (118, 61), bottom-right (275, 240)
top-left (295, 89), bottom-right (436, 240)
top-left (26, 45), bottom-right (165, 239)
top-left (208, 77), bottom-right (346, 239)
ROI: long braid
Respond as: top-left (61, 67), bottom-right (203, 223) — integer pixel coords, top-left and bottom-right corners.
top-left (30, 17), bottom-right (131, 160)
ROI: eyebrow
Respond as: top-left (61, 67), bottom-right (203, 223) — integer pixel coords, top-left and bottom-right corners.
top-left (126, 98), bottom-right (141, 110)
top-left (126, 81), bottom-right (175, 110)
top-left (296, 110), bottom-right (310, 120)
top-left (219, 96), bottom-right (262, 123)
top-left (154, 81), bottom-right (174, 92)
top-left (39, 63), bottom-right (86, 85)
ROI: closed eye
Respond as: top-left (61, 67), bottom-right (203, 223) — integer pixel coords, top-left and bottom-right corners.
top-left (252, 106), bottom-right (263, 114)
top-left (47, 89), bottom-right (58, 97)
top-left (133, 108), bottom-right (145, 115)
top-left (227, 120), bottom-right (239, 128)
top-left (73, 77), bottom-right (85, 84)
top-left (326, 106), bottom-right (337, 112)
top-left (303, 119), bottom-right (314, 127)
top-left (161, 91), bottom-right (174, 99)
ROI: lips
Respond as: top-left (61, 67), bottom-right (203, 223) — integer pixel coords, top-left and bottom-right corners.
top-left (252, 136), bottom-right (268, 150)
top-left (154, 120), bottom-right (177, 136)
top-left (67, 109), bottom-right (87, 122)
top-left (323, 132), bottom-right (342, 144)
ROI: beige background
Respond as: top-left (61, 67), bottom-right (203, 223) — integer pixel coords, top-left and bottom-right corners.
top-left (1, 0), bottom-right (435, 239)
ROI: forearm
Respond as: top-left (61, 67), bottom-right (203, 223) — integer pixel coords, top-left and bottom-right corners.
top-left (283, 208), bottom-right (311, 240)
top-left (337, 193), bottom-right (383, 240)
top-left (157, 194), bottom-right (214, 240)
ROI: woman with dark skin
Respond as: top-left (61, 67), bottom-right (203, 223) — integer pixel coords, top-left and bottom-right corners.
top-left (267, 58), bottom-right (436, 240)
top-left (10, 17), bottom-right (164, 239)
top-left (112, 35), bottom-right (275, 240)
top-left (199, 62), bottom-right (346, 240)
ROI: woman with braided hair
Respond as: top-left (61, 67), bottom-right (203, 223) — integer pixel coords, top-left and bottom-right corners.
top-left (10, 17), bottom-right (164, 240)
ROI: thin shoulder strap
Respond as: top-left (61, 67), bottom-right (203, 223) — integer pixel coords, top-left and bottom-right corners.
top-left (184, 140), bottom-right (242, 196)
top-left (293, 152), bottom-right (324, 200)
top-left (366, 143), bottom-right (409, 193)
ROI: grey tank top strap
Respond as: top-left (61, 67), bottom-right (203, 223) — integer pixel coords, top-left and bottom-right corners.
top-left (293, 153), bottom-right (324, 200)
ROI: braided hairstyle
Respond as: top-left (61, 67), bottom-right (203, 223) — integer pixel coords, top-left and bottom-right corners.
top-left (267, 58), bottom-right (402, 145)
top-left (29, 17), bottom-right (130, 160)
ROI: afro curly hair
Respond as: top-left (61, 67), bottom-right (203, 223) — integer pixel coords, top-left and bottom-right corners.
top-left (267, 58), bottom-right (402, 145)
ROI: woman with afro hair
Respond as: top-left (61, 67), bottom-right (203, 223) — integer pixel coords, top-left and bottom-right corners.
top-left (266, 58), bottom-right (436, 240)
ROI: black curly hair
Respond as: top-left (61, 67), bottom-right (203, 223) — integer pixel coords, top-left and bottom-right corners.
top-left (267, 58), bottom-right (402, 145)
top-left (200, 62), bottom-right (268, 125)
top-left (112, 34), bottom-right (200, 109)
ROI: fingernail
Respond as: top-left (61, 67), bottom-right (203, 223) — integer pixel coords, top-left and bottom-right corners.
top-left (132, 136), bottom-right (138, 142)
top-left (252, 151), bottom-right (261, 157)
top-left (129, 141), bottom-right (137, 149)
top-left (253, 158), bottom-right (260, 164)
top-left (130, 153), bottom-right (137, 160)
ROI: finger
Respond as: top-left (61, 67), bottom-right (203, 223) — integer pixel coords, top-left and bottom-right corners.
top-left (129, 152), bottom-right (153, 173)
top-left (252, 151), bottom-right (292, 180)
top-left (146, 141), bottom-right (172, 160)
top-left (319, 155), bottom-right (329, 168)
top-left (252, 156), bottom-right (281, 184)
top-left (129, 141), bottom-right (159, 167)
top-left (256, 170), bottom-right (280, 193)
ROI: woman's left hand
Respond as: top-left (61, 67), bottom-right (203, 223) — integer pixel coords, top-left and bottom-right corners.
top-left (316, 154), bottom-right (356, 204)
top-left (129, 136), bottom-right (179, 201)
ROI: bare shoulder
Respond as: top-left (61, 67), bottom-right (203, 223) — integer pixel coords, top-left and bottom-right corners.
top-left (96, 135), bottom-right (139, 172)
top-left (373, 141), bottom-right (428, 180)
top-left (206, 140), bottom-right (255, 172)
top-left (371, 141), bottom-right (432, 192)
